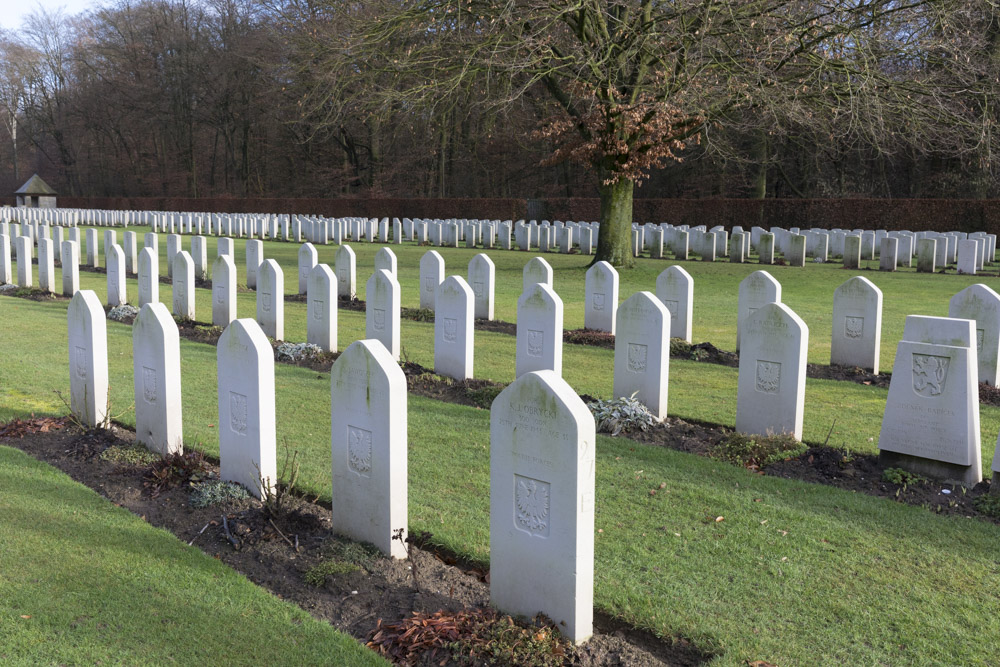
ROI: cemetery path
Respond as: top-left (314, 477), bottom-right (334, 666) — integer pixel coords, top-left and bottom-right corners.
top-left (1, 418), bottom-right (706, 667)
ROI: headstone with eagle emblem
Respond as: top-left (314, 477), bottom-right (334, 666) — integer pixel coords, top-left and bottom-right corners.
top-left (737, 270), bottom-right (782, 352)
top-left (419, 250), bottom-right (444, 309)
top-left (489, 370), bottom-right (595, 644)
top-left (68, 290), bottom-right (109, 429)
top-left (330, 339), bottom-right (408, 559)
top-left (335, 243), bottom-right (357, 299)
top-left (467, 253), bottom-right (496, 321)
top-left (735, 302), bottom-right (808, 440)
top-left (584, 261), bottom-right (619, 334)
top-left (879, 315), bottom-right (981, 485)
top-left (655, 265), bottom-right (693, 343)
top-left (613, 291), bottom-right (670, 420)
top-left (516, 282), bottom-right (563, 378)
top-left (434, 275), bottom-right (475, 380)
top-left (831, 276), bottom-right (883, 373)
top-left (133, 303), bottom-right (183, 457)
top-left (307, 263), bottom-right (337, 352)
top-left (212, 254), bottom-right (237, 328)
top-left (366, 269), bottom-right (400, 361)
top-left (948, 284), bottom-right (1000, 387)
top-left (256, 259), bottom-right (284, 341)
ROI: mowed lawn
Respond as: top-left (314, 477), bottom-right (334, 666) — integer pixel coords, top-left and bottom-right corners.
top-left (2, 228), bottom-right (1000, 665)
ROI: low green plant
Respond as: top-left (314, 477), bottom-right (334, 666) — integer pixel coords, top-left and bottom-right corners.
top-left (189, 479), bottom-right (251, 509)
top-left (882, 467), bottom-right (928, 488)
top-left (402, 307), bottom-right (435, 322)
top-left (588, 394), bottom-right (656, 436)
top-left (465, 383), bottom-right (505, 409)
top-left (973, 493), bottom-right (1000, 519)
top-left (303, 559), bottom-right (360, 586)
top-left (450, 613), bottom-right (569, 667)
top-left (709, 432), bottom-right (805, 468)
top-left (99, 442), bottom-right (160, 466)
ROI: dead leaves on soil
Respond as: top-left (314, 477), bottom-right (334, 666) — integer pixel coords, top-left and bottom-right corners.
top-left (0, 416), bottom-right (69, 439)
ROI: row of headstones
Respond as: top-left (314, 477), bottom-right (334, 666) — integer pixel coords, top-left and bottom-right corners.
top-left (64, 290), bottom-right (597, 644)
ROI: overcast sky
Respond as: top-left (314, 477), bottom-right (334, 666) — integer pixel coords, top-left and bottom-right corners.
top-left (0, 0), bottom-right (100, 32)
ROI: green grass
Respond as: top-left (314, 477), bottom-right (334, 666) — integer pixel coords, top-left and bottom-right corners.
top-left (0, 445), bottom-right (385, 666)
top-left (5, 230), bottom-right (1000, 664)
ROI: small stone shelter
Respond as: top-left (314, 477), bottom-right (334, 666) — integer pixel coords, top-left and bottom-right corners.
top-left (14, 174), bottom-right (57, 208)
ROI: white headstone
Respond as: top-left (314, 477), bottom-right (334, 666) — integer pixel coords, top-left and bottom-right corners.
top-left (61, 240), bottom-right (79, 296)
top-left (306, 264), bottom-right (337, 352)
top-left (107, 244), bottom-right (126, 306)
top-left (0, 235), bottom-right (10, 284)
top-left (217, 237), bottom-right (234, 258)
top-left (298, 242), bottom-right (318, 295)
top-left (958, 239), bottom-right (978, 275)
top-left (123, 231), bottom-right (137, 276)
top-left (831, 276), bottom-right (883, 373)
top-left (490, 370), bottom-right (595, 644)
top-left (166, 234), bottom-right (180, 279)
top-left (614, 291), bottom-right (670, 419)
top-left (583, 261), bottom-right (618, 333)
top-left (15, 236), bottom-right (31, 288)
top-left (256, 259), bottom-right (284, 340)
top-left (374, 247), bottom-right (397, 277)
top-left (522, 256), bottom-right (553, 292)
top-left (364, 268), bottom-right (401, 360)
top-left (37, 237), bottom-right (55, 294)
top-left (68, 290), bottom-right (109, 428)
top-left (655, 266), bottom-right (693, 343)
top-left (172, 251), bottom-right (195, 320)
top-left (434, 275), bottom-right (475, 380)
top-left (949, 284), bottom-right (1000, 386)
top-left (245, 239), bottom-right (263, 289)
top-left (191, 236), bottom-right (208, 281)
top-left (335, 244), bottom-right (357, 299)
top-left (212, 254), bottom-right (237, 327)
top-left (737, 270), bottom-right (781, 352)
top-left (735, 302), bottom-right (808, 440)
top-left (330, 340), bottom-right (408, 558)
top-left (878, 316), bottom-right (981, 485)
top-left (133, 302), bottom-right (183, 456)
top-left (217, 319), bottom-right (277, 499)
top-left (516, 283), bottom-right (563, 378)
top-left (419, 250), bottom-right (445, 310)
top-left (85, 228), bottom-right (99, 268)
top-left (467, 253), bottom-right (495, 321)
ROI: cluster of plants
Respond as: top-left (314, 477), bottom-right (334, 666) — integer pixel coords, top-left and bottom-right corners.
top-left (587, 394), bottom-right (656, 436)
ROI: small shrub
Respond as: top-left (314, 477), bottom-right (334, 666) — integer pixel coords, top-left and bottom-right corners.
top-left (100, 442), bottom-right (160, 466)
top-left (189, 480), bottom-right (251, 508)
top-left (465, 384), bottom-right (505, 409)
top-left (973, 494), bottom-right (1000, 519)
top-left (304, 560), bottom-right (360, 586)
top-left (588, 394), bottom-right (656, 436)
top-left (669, 339), bottom-right (692, 357)
top-left (107, 304), bottom-right (139, 322)
top-left (257, 447), bottom-right (300, 520)
top-left (882, 467), bottom-right (928, 487)
top-left (144, 451), bottom-right (211, 497)
top-left (709, 432), bottom-right (805, 468)
top-left (403, 307), bottom-right (435, 322)
top-left (275, 342), bottom-right (325, 363)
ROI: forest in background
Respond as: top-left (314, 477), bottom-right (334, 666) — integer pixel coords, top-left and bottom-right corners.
top-left (1, 0), bottom-right (999, 204)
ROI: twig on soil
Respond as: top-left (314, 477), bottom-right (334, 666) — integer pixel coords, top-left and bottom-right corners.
top-left (823, 419), bottom-right (837, 447)
top-left (269, 518), bottom-right (297, 551)
top-left (222, 514), bottom-right (240, 549)
top-left (188, 522), bottom-right (210, 546)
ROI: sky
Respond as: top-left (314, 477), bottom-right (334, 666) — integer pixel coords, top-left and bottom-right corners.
top-left (0, 0), bottom-right (100, 32)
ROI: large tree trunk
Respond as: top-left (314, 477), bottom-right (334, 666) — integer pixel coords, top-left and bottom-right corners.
top-left (594, 175), bottom-right (635, 268)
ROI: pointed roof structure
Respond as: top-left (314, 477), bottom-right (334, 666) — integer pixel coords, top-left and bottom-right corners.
top-left (14, 174), bottom-right (57, 196)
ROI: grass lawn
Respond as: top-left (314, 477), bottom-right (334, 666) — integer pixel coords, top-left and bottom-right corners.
top-left (3, 228), bottom-right (1000, 664)
top-left (0, 445), bottom-right (385, 666)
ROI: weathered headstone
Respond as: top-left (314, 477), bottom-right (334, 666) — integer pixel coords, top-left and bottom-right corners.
top-left (172, 250), bottom-right (195, 320)
top-left (216, 318), bottom-right (277, 499)
top-left (735, 302), bottom-right (808, 440)
top-left (786, 233), bottom-right (806, 267)
top-left (843, 235), bottom-right (861, 269)
top-left (917, 238), bottom-right (937, 273)
top-left (584, 261), bottom-right (619, 334)
top-left (516, 283), bottom-right (563, 378)
top-left (613, 291), bottom-right (669, 419)
top-left (365, 268), bottom-right (401, 360)
top-left (335, 244), bottom-right (357, 299)
top-left (107, 244), bottom-right (126, 306)
top-left (758, 232), bottom-right (775, 265)
top-left (958, 239), bottom-right (978, 275)
top-left (298, 242), bottom-right (318, 294)
top-left (256, 259), bottom-right (284, 340)
top-left (522, 256), bottom-right (554, 292)
top-left (419, 250), bottom-right (445, 309)
top-left (737, 270), bottom-right (781, 352)
top-left (330, 339), bottom-right (408, 558)
top-left (489, 370), bottom-right (595, 644)
top-left (831, 276), bottom-right (883, 373)
top-left (879, 237), bottom-right (898, 272)
top-left (467, 253), bottom-right (495, 320)
top-left (949, 284), bottom-right (1000, 386)
top-left (878, 315), bottom-right (981, 485)
top-left (133, 302), bottom-right (183, 456)
top-left (212, 254), bottom-right (237, 327)
top-left (68, 290), bottom-right (109, 428)
top-left (434, 276), bottom-right (475, 380)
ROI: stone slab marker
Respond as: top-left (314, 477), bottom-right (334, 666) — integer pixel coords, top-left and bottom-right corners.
top-left (0, 235), bottom-right (10, 284)
top-left (374, 247), bottom-right (397, 276)
top-left (107, 244), bottom-right (126, 306)
top-left (831, 276), bottom-right (882, 373)
top-left (419, 250), bottom-right (445, 309)
top-left (38, 238), bottom-right (55, 294)
top-left (365, 269), bottom-right (401, 360)
top-left (843, 235), bottom-right (861, 269)
top-left (490, 370), bottom-right (595, 644)
top-left (879, 237), bottom-right (897, 272)
top-left (467, 253), bottom-right (495, 321)
top-left (737, 270), bottom-right (781, 352)
top-left (917, 238), bottom-right (937, 273)
top-left (522, 256), bottom-right (554, 292)
top-left (133, 302), bottom-right (183, 456)
top-left (435, 276), bottom-right (475, 380)
top-left (758, 232), bottom-right (775, 264)
top-left (878, 316), bottom-right (981, 485)
top-left (335, 244), bottom-right (357, 299)
top-left (124, 231), bottom-right (137, 275)
top-left (246, 239), bottom-right (263, 288)
top-left (614, 291), bottom-right (669, 419)
top-left (15, 236), bottom-right (32, 288)
top-left (786, 234), bottom-right (806, 267)
top-left (85, 228), bottom-right (99, 268)
top-left (68, 290), bottom-right (109, 428)
top-left (516, 283), bottom-right (563, 378)
top-left (173, 251), bottom-right (195, 320)
top-left (949, 283), bottom-right (1000, 386)
top-left (298, 242), bottom-right (318, 294)
top-left (307, 264), bottom-right (337, 352)
top-left (212, 254), bottom-right (237, 327)
top-left (139, 247), bottom-right (160, 307)
top-left (191, 236), bottom-right (208, 280)
top-left (735, 302), bottom-right (808, 440)
top-left (584, 261), bottom-right (619, 334)
top-left (330, 340), bottom-right (408, 558)
top-left (61, 240), bottom-right (79, 296)
top-left (958, 239), bottom-right (978, 275)
top-left (166, 234), bottom-right (180, 279)
top-left (217, 237), bottom-right (234, 258)
top-left (217, 318), bottom-right (277, 499)
top-left (257, 259), bottom-right (284, 340)
top-left (655, 266), bottom-right (693, 343)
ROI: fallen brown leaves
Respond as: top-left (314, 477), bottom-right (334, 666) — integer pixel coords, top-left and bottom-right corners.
top-left (0, 416), bottom-right (69, 439)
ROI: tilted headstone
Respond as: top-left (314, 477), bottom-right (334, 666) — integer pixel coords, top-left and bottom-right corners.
top-left (737, 270), bottom-right (781, 352)
top-left (949, 283), bottom-right (1000, 386)
top-left (216, 318), bottom-right (277, 499)
top-left (68, 290), bottom-right (109, 428)
top-left (330, 340), bottom-right (408, 558)
top-left (133, 302), bottom-right (183, 456)
top-left (735, 302), bottom-right (808, 440)
top-left (298, 242), bottom-right (318, 295)
top-left (831, 276), bottom-right (883, 373)
top-left (172, 251), bottom-right (195, 320)
top-left (37, 238), bottom-right (55, 294)
top-left (655, 265), bottom-right (693, 343)
top-left (879, 316), bottom-right (981, 486)
top-left (212, 254), bottom-right (237, 327)
top-left (256, 259), bottom-right (284, 340)
top-left (584, 261), bottom-right (619, 334)
top-left (61, 240), bottom-right (80, 296)
top-left (516, 283), bottom-right (563, 378)
top-left (365, 269), bottom-right (401, 361)
top-left (489, 370), bottom-right (595, 644)
top-left (335, 244), bottom-right (357, 299)
top-left (522, 256), bottom-right (554, 292)
top-left (434, 276), bottom-right (475, 380)
top-left (419, 250), bottom-right (445, 310)
top-left (467, 253), bottom-right (496, 321)
top-left (245, 239), bottom-right (263, 289)
top-left (374, 247), bottom-right (397, 277)
top-left (107, 244), bottom-right (126, 306)
top-left (614, 291), bottom-right (670, 419)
